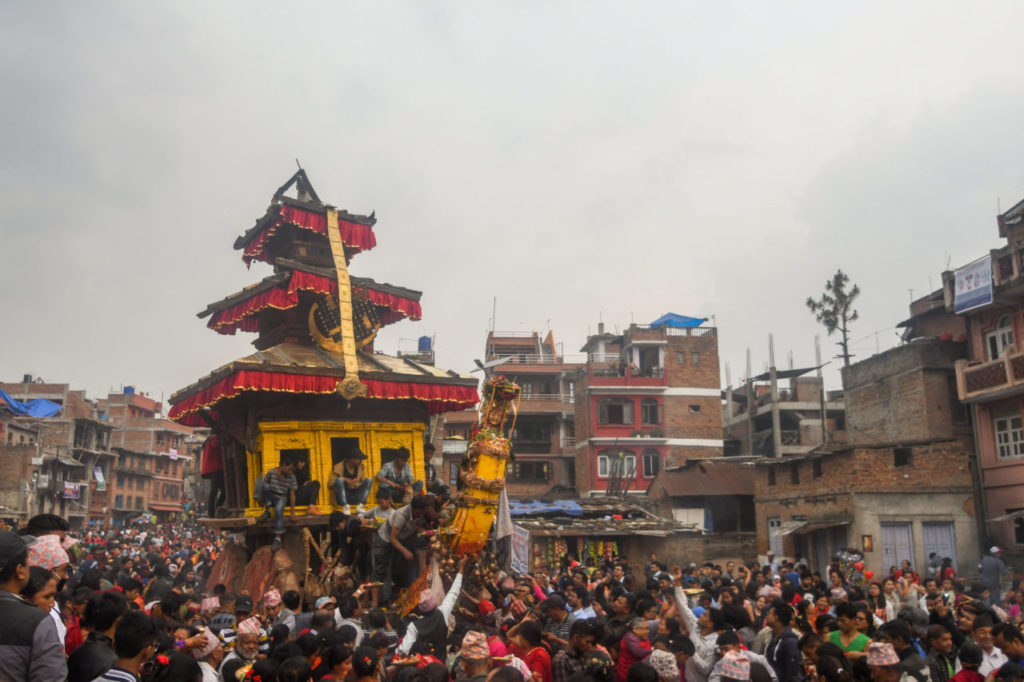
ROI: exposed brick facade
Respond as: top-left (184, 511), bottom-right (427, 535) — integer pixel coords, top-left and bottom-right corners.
top-left (753, 338), bottom-right (979, 575)
top-left (844, 340), bottom-right (969, 443)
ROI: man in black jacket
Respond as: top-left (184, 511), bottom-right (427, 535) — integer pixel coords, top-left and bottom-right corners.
top-left (67, 590), bottom-right (129, 682)
top-left (765, 599), bottom-right (801, 682)
top-left (0, 530), bottom-right (67, 681)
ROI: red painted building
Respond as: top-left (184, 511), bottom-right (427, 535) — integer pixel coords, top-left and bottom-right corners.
top-left (949, 195), bottom-right (1024, 565)
top-left (574, 317), bottom-right (723, 496)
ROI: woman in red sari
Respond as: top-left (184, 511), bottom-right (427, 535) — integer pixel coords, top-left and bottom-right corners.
top-left (512, 619), bottom-right (552, 682)
top-left (617, 618), bottom-right (652, 682)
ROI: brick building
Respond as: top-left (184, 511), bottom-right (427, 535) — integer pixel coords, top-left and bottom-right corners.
top-left (0, 379), bottom-right (114, 528)
top-left (946, 195), bottom-right (1024, 566)
top-left (485, 331), bottom-right (579, 497)
top-left (754, 337), bottom-right (979, 576)
top-left (574, 316), bottom-right (723, 497)
top-left (100, 389), bottom-right (193, 525)
top-left (0, 406), bottom-right (36, 521)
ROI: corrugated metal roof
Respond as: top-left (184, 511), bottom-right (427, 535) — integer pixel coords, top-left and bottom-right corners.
top-left (653, 459), bottom-right (755, 497)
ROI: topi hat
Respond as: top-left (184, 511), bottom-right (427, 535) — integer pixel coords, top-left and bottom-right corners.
top-left (28, 534), bottom-right (68, 570)
top-left (649, 650), bottom-right (681, 682)
top-left (721, 651), bottom-right (750, 681)
top-left (867, 642), bottom-right (900, 667)
top-left (461, 630), bottom-right (490, 660)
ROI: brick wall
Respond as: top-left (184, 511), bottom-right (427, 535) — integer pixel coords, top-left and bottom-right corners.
top-left (663, 395), bottom-right (723, 440)
top-left (663, 335), bottom-right (721, 389)
top-left (843, 339), bottom-right (966, 443)
top-left (754, 440), bottom-right (975, 554)
top-left (0, 445), bottom-right (33, 514)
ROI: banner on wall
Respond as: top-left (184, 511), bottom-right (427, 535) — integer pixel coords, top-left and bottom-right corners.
top-left (954, 255), bottom-right (993, 313)
top-left (511, 524), bottom-right (530, 574)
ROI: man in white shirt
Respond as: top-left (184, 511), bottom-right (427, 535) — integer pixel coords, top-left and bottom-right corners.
top-left (397, 556), bottom-right (469, 657)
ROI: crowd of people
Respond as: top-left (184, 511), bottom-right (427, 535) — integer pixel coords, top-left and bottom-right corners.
top-left (3, 510), bottom-right (1024, 682)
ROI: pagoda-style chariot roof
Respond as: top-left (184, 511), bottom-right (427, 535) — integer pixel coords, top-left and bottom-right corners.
top-left (235, 196), bottom-right (377, 266)
top-left (198, 259), bottom-right (422, 335)
top-left (168, 342), bottom-right (479, 427)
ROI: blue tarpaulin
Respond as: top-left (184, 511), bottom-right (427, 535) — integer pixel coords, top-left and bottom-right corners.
top-left (508, 499), bottom-right (583, 517)
top-left (0, 389), bottom-right (62, 418)
top-left (649, 313), bottom-right (707, 329)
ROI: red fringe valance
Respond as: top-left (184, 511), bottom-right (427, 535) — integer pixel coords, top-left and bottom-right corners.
top-left (242, 205), bottom-right (377, 266)
top-left (208, 270), bottom-right (422, 335)
top-left (168, 369), bottom-right (479, 426)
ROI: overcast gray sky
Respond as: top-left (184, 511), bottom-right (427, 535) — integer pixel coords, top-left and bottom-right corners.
top-left (2, 1), bottom-right (1023, 407)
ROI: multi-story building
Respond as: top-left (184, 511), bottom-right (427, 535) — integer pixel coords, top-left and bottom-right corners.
top-left (755, 335), bottom-right (979, 575)
top-left (100, 388), bottom-right (193, 524)
top-left (481, 331), bottom-right (579, 497)
top-left (947, 195), bottom-right (1024, 565)
top-left (0, 406), bottom-right (36, 521)
top-left (0, 379), bottom-right (114, 528)
top-left (574, 315), bottom-right (724, 497)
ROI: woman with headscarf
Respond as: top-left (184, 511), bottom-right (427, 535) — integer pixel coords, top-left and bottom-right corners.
top-left (28, 533), bottom-right (71, 646)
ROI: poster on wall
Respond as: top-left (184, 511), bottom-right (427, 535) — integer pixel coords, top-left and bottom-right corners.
top-left (954, 255), bottom-right (993, 313)
top-left (63, 481), bottom-right (80, 499)
top-left (511, 524), bottom-right (530, 574)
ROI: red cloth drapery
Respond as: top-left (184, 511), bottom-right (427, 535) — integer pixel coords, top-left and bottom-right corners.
top-left (242, 205), bottom-right (377, 266)
top-left (208, 270), bottom-right (422, 334)
top-left (168, 369), bottom-right (478, 426)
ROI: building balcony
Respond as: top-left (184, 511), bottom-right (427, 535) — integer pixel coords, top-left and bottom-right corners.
top-left (487, 353), bottom-right (563, 366)
top-left (518, 394), bottom-right (574, 413)
top-left (588, 367), bottom-right (667, 387)
top-left (955, 351), bottom-right (1024, 404)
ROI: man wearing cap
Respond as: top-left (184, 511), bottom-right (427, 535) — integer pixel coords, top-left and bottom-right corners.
top-left (191, 627), bottom-right (224, 682)
top-left (457, 630), bottom-right (492, 682)
top-left (958, 613), bottom-right (1008, 677)
top-left (710, 630), bottom-right (777, 682)
top-left (867, 641), bottom-right (905, 682)
top-left (397, 555), bottom-right (469, 657)
top-left (376, 447), bottom-right (422, 505)
top-left (980, 547), bottom-right (1007, 604)
top-left (264, 588), bottom-right (295, 636)
top-left (332, 443), bottom-right (372, 511)
top-left (0, 530), bottom-right (68, 681)
top-left (220, 616), bottom-right (262, 675)
top-left (720, 650), bottom-right (752, 682)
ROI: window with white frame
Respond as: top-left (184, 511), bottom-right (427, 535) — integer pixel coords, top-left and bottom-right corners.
top-left (597, 449), bottom-right (635, 478)
top-left (642, 449), bottom-right (661, 477)
top-left (994, 409), bottom-right (1024, 459)
top-left (987, 316), bottom-right (1015, 360)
